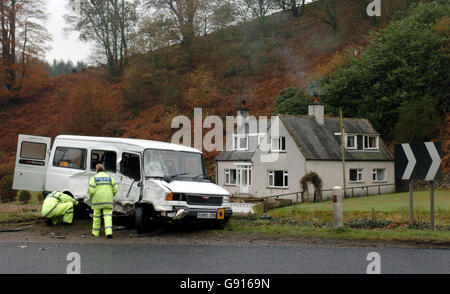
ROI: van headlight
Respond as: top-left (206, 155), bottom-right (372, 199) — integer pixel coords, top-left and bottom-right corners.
top-left (223, 196), bottom-right (230, 203)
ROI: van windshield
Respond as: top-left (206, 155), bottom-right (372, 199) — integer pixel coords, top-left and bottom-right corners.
top-left (144, 149), bottom-right (207, 180)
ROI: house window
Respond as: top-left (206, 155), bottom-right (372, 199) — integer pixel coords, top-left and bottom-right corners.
top-left (346, 135), bottom-right (357, 150)
top-left (236, 165), bottom-right (252, 186)
top-left (225, 169), bottom-right (237, 185)
top-left (373, 168), bottom-right (386, 182)
top-left (349, 168), bottom-right (363, 182)
top-left (53, 147), bottom-right (87, 170)
top-left (271, 137), bottom-right (286, 152)
top-left (364, 136), bottom-right (379, 150)
top-left (268, 170), bottom-right (288, 188)
top-left (233, 134), bottom-right (248, 151)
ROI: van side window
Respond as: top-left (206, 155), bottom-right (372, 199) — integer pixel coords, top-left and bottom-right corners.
top-left (120, 153), bottom-right (141, 181)
top-left (20, 141), bottom-right (47, 160)
top-left (53, 147), bottom-right (87, 170)
top-left (91, 150), bottom-right (117, 173)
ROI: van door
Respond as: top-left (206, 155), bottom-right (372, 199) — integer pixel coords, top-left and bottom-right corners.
top-left (115, 152), bottom-right (142, 206)
top-left (13, 134), bottom-right (52, 191)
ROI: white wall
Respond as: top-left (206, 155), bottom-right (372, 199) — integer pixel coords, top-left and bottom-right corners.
top-left (305, 160), bottom-right (395, 199)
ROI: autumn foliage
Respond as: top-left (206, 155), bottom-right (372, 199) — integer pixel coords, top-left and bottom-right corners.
top-left (0, 0), bottom-right (448, 177)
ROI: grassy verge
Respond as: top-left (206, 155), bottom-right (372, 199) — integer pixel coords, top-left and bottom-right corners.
top-left (222, 218), bottom-right (450, 243)
top-left (0, 211), bottom-right (41, 224)
top-left (268, 190), bottom-right (450, 225)
top-left (222, 190), bottom-right (450, 244)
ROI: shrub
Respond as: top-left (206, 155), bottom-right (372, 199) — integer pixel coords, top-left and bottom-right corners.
top-left (0, 175), bottom-right (16, 203)
top-left (18, 190), bottom-right (32, 204)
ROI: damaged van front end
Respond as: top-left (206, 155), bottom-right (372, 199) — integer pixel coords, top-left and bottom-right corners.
top-left (133, 148), bottom-right (232, 232)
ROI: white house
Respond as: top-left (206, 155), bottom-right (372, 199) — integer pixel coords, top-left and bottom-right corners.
top-left (215, 102), bottom-right (395, 201)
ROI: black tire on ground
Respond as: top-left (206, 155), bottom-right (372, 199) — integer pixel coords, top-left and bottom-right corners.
top-left (135, 206), bottom-right (147, 234)
top-left (135, 205), bottom-right (156, 234)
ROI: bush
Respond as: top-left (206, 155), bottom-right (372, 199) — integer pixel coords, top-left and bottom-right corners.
top-left (18, 190), bottom-right (32, 204)
top-left (0, 175), bottom-right (16, 203)
top-left (273, 87), bottom-right (313, 116)
top-left (347, 219), bottom-right (393, 229)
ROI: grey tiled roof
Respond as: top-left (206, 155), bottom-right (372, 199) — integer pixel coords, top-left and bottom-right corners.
top-left (280, 115), bottom-right (393, 161)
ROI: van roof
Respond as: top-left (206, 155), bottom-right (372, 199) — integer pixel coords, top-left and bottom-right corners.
top-left (55, 135), bottom-right (202, 154)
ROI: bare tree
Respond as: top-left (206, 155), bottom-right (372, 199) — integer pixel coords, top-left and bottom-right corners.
top-left (65, 0), bottom-right (139, 77)
top-left (274, 0), bottom-right (306, 17)
top-left (0, 0), bottom-right (51, 93)
top-left (306, 0), bottom-right (338, 32)
top-left (144, 0), bottom-right (207, 50)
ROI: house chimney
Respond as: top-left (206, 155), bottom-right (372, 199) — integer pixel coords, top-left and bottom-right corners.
top-left (309, 93), bottom-right (324, 125)
top-left (237, 99), bottom-right (249, 128)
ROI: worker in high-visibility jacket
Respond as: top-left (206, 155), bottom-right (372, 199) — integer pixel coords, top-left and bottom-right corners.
top-left (41, 191), bottom-right (79, 225)
top-left (88, 164), bottom-right (118, 238)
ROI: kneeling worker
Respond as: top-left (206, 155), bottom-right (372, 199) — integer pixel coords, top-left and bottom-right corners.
top-left (42, 191), bottom-right (79, 225)
top-left (88, 164), bottom-right (118, 238)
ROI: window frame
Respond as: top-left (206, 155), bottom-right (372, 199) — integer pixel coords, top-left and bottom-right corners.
top-left (233, 134), bottom-right (249, 151)
top-left (268, 170), bottom-right (289, 188)
top-left (271, 137), bottom-right (286, 152)
top-left (372, 168), bottom-right (386, 182)
top-left (121, 152), bottom-right (142, 181)
top-left (52, 147), bottom-right (87, 171)
top-left (364, 135), bottom-right (379, 150)
top-left (349, 168), bottom-right (364, 183)
top-left (346, 135), bottom-right (357, 150)
top-left (224, 169), bottom-right (237, 186)
top-left (20, 141), bottom-right (47, 160)
top-left (90, 150), bottom-right (117, 172)
top-left (236, 164), bottom-right (252, 187)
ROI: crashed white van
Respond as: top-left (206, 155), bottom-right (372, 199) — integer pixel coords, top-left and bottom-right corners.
top-left (13, 134), bottom-right (232, 231)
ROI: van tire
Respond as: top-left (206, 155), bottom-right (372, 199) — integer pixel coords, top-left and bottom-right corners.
top-left (135, 206), bottom-right (155, 234)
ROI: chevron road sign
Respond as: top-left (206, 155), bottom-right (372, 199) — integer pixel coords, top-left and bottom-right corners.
top-left (395, 142), bottom-right (442, 181)
top-left (395, 142), bottom-right (442, 230)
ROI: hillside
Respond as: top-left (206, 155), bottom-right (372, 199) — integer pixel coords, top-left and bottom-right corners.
top-left (0, 0), bottom-right (448, 176)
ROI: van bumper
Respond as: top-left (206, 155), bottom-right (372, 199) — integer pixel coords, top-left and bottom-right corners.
top-left (173, 207), bottom-right (232, 223)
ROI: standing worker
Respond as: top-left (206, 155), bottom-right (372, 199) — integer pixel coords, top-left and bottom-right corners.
top-left (88, 164), bottom-right (118, 238)
top-left (42, 191), bottom-right (79, 225)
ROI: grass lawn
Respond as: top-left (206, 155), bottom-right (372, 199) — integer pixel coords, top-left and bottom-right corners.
top-left (222, 190), bottom-right (450, 244)
top-left (267, 190), bottom-right (450, 226)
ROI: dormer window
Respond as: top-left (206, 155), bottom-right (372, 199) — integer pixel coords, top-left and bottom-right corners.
top-left (346, 135), bottom-right (357, 150)
top-left (271, 137), bottom-right (286, 152)
top-left (233, 134), bottom-right (248, 151)
top-left (364, 135), bottom-right (379, 150)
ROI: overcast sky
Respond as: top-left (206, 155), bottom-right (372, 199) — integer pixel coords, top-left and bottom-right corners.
top-left (46, 0), bottom-right (92, 64)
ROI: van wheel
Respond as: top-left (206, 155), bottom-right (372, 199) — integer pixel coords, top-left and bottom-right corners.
top-left (135, 206), bottom-right (154, 234)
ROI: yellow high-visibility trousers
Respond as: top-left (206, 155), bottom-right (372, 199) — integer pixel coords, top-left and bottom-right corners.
top-left (92, 208), bottom-right (113, 237)
top-left (43, 202), bottom-right (74, 224)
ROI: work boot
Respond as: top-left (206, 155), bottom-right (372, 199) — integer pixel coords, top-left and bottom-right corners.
top-left (44, 218), bottom-right (53, 226)
top-left (106, 235), bottom-right (113, 239)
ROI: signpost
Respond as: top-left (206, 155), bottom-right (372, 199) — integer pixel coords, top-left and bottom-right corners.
top-left (395, 142), bottom-right (442, 229)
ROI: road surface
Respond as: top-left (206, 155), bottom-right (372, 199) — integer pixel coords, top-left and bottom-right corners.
top-left (0, 241), bottom-right (448, 274)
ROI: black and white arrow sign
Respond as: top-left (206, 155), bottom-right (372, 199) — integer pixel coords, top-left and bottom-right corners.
top-left (395, 142), bottom-right (442, 181)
